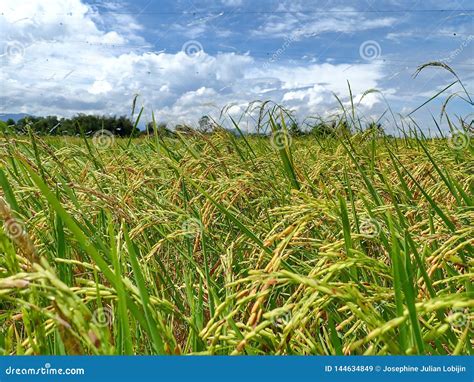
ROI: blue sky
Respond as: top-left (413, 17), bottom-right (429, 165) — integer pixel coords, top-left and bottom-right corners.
top-left (1, 0), bottom-right (473, 132)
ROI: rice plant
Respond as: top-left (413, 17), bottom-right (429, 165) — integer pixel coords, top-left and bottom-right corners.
top-left (0, 65), bottom-right (472, 355)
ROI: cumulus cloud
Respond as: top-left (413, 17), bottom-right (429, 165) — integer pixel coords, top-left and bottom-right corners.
top-left (0, 0), bottom-right (388, 128)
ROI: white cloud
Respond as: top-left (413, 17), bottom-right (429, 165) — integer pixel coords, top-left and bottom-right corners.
top-left (386, 32), bottom-right (415, 42)
top-left (221, 0), bottom-right (243, 6)
top-left (252, 7), bottom-right (397, 39)
top-left (0, 0), bottom-right (388, 128)
top-left (88, 80), bottom-right (113, 95)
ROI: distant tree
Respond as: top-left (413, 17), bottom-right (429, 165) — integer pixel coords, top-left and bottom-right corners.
top-left (311, 122), bottom-right (336, 138)
top-left (12, 114), bottom-right (138, 137)
top-left (16, 116), bottom-right (39, 134)
top-left (289, 121), bottom-right (304, 136)
top-left (145, 122), bottom-right (176, 138)
top-left (175, 124), bottom-right (196, 135)
top-left (198, 115), bottom-right (214, 133)
top-left (336, 120), bottom-right (351, 137)
top-left (366, 122), bottom-right (384, 136)
top-left (33, 116), bottom-right (60, 135)
top-left (6, 118), bottom-right (16, 126)
top-left (114, 115), bottom-right (138, 137)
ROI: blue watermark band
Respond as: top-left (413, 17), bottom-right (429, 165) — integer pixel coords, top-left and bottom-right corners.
top-left (1, 356), bottom-right (472, 382)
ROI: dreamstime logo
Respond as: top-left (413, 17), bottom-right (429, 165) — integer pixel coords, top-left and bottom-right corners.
top-left (448, 131), bottom-right (471, 150)
top-left (359, 218), bottom-right (381, 239)
top-left (182, 217), bottom-right (204, 238)
top-left (92, 129), bottom-right (115, 149)
top-left (359, 40), bottom-right (382, 61)
top-left (5, 362), bottom-right (85, 376)
top-left (3, 218), bottom-right (25, 239)
top-left (270, 130), bottom-right (292, 150)
top-left (447, 307), bottom-right (471, 329)
top-left (182, 40), bottom-right (204, 57)
top-left (92, 306), bottom-right (114, 327)
top-left (3, 32), bottom-right (36, 64)
top-left (4, 40), bottom-right (26, 62)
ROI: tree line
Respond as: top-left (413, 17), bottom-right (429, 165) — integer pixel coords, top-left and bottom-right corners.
top-left (2, 114), bottom-right (383, 138)
top-left (3, 115), bottom-right (140, 137)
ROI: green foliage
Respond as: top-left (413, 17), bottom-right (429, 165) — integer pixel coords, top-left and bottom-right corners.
top-left (0, 121), bottom-right (471, 355)
top-left (145, 122), bottom-right (177, 138)
top-left (10, 114), bottom-right (139, 137)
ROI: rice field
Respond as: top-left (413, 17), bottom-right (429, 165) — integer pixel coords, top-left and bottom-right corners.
top-left (1, 63), bottom-right (474, 357)
top-left (0, 104), bottom-right (472, 356)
